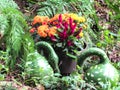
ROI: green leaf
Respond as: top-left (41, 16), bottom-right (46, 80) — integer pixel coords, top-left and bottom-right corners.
top-left (0, 74), bottom-right (4, 81)
top-left (96, 42), bottom-right (102, 47)
top-left (66, 53), bottom-right (77, 59)
top-left (0, 64), bottom-right (4, 71)
top-left (0, 14), bottom-right (9, 37)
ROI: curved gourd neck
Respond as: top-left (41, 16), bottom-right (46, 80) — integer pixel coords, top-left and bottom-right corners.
top-left (36, 41), bottom-right (60, 73)
top-left (77, 48), bottom-right (110, 67)
top-left (36, 41), bottom-right (58, 59)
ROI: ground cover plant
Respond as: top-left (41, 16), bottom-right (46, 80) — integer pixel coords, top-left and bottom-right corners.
top-left (0, 0), bottom-right (120, 90)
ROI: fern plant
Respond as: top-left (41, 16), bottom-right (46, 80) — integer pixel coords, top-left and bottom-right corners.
top-left (0, 14), bottom-right (8, 40)
top-left (0, 0), bottom-right (18, 10)
top-left (0, 0), bottom-right (28, 69)
top-left (37, 0), bottom-right (68, 17)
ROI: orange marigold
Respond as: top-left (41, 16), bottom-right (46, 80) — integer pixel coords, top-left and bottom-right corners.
top-left (32, 15), bottom-right (42, 25)
top-left (32, 15), bottom-right (50, 25)
top-left (49, 14), bottom-right (59, 23)
top-left (48, 27), bottom-right (57, 37)
top-left (41, 16), bottom-right (50, 25)
top-left (37, 25), bottom-right (49, 38)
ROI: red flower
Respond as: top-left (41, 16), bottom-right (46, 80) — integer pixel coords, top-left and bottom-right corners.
top-left (29, 28), bottom-right (35, 33)
top-left (67, 40), bottom-right (74, 46)
top-left (69, 17), bottom-right (76, 34)
top-left (63, 22), bottom-right (68, 30)
top-left (59, 29), bottom-right (68, 40)
top-left (50, 35), bottom-right (57, 41)
top-left (58, 14), bottom-right (62, 23)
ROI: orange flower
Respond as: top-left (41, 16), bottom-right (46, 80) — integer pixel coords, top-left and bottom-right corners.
top-left (48, 27), bottom-right (57, 37)
top-left (37, 25), bottom-right (49, 38)
top-left (49, 14), bottom-right (59, 23)
top-left (32, 15), bottom-right (42, 25)
top-left (38, 31), bottom-right (47, 38)
top-left (41, 16), bottom-right (50, 25)
top-left (32, 15), bottom-right (49, 25)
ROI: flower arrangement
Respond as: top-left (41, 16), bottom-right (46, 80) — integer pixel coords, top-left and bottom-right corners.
top-left (29, 13), bottom-right (87, 58)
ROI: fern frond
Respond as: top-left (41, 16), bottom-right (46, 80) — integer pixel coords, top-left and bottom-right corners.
top-left (22, 33), bottom-right (35, 58)
top-left (0, 0), bottom-right (30, 69)
top-left (0, 6), bottom-right (28, 69)
top-left (0, 14), bottom-right (9, 38)
top-left (2, 7), bottom-right (27, 56)
top-left (37, 0), bottom-right (68, 17)
top-left (0, 0), bottom-right (18, 10)
top-left (37, 2), bottom-right (57, 17)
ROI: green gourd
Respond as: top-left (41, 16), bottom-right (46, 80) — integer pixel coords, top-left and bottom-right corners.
top-left (77, 48), bottom-right (119, 87)
top-left (23, 34), bottom-right (59, 78)
top-left (36, 41), bottom-right (60, 73)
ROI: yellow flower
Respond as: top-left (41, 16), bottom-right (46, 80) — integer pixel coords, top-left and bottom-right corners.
top-left (78, 17), bottom-right (86, 23)
top-left (82, 24), bottom-right (87, 29)
top-left (67, 13), bottom-right (86, 23)
top-left (79, 32), bottom-right (83, 37)
top-left (69, 13), bottom-right (79, 20)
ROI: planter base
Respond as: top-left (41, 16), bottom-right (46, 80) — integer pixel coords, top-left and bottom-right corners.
top-left (59, 58), bottom-right (77, 76)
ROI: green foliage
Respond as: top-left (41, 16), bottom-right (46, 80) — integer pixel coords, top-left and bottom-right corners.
top-left (3, 8), bottom-right (26, 53)
top-left (37, 0), bottom-right (69, 17)
top-left (0, 0), bottom-right (28, 69)
top-left (105, 0), bottom-right (120, 18)
top-left (0, 15), bottom-right (9, 37)
top-left (104, 0), bottom-right (120, 43)
top-left (117, 30), bottom-right (120, 41)
top-left (75, 0), bottom-right (98, 46)
top-left (0, 0), bottom-right (18, 10)
top-left (33, 72), bottom-right (97, 90)
top-left (0, 51), bottom-right (9, 81)
top-left (22, 33), bottom-right (35, 61)
top-left (57, 73), bottom-right (97, 90)
top-left (0, 63), bottom-right (5, 81)
top-left (37, 1), bottom-right (56, 17)
top-left (96, 30), bottom-right (115, 48)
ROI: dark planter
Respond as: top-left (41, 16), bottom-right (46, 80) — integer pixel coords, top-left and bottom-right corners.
top-left (58, 55), bottom-right (77, 76)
